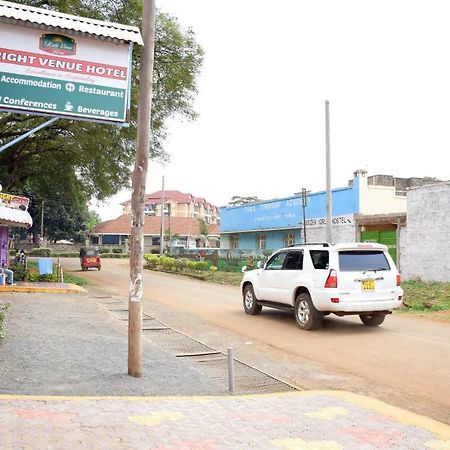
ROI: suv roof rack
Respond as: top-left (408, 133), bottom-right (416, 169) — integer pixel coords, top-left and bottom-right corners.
top-left (288, 242), bottom-right (330, 247)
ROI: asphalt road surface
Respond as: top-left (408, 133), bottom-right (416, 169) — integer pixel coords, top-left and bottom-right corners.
top-left (64, 257), bottom-right (450, 424)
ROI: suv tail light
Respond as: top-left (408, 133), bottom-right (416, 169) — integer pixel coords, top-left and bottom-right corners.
top-left (325, 269), bottom-right (338, 288)
top-left (396, 274), bottom-right (401, 286)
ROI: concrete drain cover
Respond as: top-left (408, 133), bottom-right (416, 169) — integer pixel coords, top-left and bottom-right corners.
top-left (98, 300), bottom-right (297, 395)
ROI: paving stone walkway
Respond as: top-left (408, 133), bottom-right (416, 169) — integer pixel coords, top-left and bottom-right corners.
top-left (1, 391), bottom-right (450, 449)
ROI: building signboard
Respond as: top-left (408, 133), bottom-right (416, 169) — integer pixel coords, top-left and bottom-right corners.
top-left (0, 24), bottom-right (131, 123)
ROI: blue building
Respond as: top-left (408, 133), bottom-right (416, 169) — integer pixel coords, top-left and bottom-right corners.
top-left (220, 170), bottom-right (408, 253)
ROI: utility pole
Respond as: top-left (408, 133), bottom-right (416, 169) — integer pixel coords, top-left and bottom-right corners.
top-left (159, 175), bottom-right (165, 255)
top-left (128, 0), bottom-right (156, 378)
top-left (325, 100), bottom-right (333, 243)
top-left (40, 200), bottom-right (44, 247)
top-left (301, 188), bottom-right (307, 243)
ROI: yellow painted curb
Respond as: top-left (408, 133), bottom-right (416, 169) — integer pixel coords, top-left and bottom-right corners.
top-left (0, 283), bottom-right (86, 294)
top-left (1, 390), bottom-right (448, 438)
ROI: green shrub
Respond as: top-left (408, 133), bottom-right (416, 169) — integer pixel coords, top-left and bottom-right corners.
top-left (209, 265), bottom-right (218, 272)
top-left (187, 260), bottom-right (197, 271)
top-left (54, 252), bottom-right (79, 258)
top-left (160, 256), bottom-right (176, 271)
top-left (29, 247), bottom-right (53, 257)
top-left (195, 261), bottom-right (209, 271)
top-left (27, 272), bottom-right (57, 282)
top-left (174, 258), bottom-right (188, 271)
top-left (9, 261), bottom-right (28, 281)
top-left (100, 253), bottom-right (129, 258)
top-left (144, 254), bottom-right (160, 268)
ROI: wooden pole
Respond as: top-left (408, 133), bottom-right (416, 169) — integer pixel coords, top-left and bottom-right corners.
top-left (128, 0), bottom-right (156, 378)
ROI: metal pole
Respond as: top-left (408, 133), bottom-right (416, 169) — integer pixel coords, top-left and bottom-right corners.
top-left (40, 200), bottom-right (44, 247)
top-left (0, 117), bottom-right (58, 153)
top-left (159, 175), bottom-right (165, 255)
top-left (227, 347), bottom-right (235, 394)
top-left (302, 188), bottom-right (307, 243)
top-left (325, 100), bottom-right (333, 243)
top-left (128, 0), bottom-right (156, 378)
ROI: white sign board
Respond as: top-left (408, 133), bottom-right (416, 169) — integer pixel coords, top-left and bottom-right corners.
top-left (0, 24), bottom-right (131, 123)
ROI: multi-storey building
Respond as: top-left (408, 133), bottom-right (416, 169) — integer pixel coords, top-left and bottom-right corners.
top-left (121, 191), bottom-right (220, 225)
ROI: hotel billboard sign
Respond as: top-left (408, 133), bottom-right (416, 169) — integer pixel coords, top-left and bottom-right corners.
top-left (0, 24), bottom-right (133, 124)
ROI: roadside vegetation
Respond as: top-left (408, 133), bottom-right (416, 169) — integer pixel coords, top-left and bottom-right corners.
top-left (401, 280), bottom-right (450, 318)
top-left (144, 254), bottom-right (243, 286)
top-left (9, 261), bottom-right (87, 286)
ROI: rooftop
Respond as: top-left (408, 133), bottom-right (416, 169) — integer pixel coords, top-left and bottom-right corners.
top-left (0, 0), bottom-right (143, 44)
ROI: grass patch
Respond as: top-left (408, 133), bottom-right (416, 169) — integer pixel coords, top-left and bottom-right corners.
top-left (20, 261), bottom-right (88, 287)
top-left (401, 280), bottom-right (450, 313)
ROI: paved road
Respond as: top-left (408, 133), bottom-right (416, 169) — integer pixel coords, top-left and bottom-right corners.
top-left (64, 258), bottom-right (450, 424)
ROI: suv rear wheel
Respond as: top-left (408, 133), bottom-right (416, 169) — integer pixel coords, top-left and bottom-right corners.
top-left (359, 313), bottom-right (385, 327)
top-left (243, 285), bottom-right (262, 315)
top-left (294, 293), bottom-right (323, 330)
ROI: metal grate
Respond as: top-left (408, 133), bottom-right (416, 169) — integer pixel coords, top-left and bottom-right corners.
top-left (97, 299), bottom-right (297, 395)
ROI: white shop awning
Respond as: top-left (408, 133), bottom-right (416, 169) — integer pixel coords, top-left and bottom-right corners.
top-left (0, 204), bottom-right (32, 228)
top-left (0, 0), bottom-right (143, 45)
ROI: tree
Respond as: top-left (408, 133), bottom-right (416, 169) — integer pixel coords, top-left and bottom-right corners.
top-left (0, 0), bottom-right (204, 204)
top-left (228, 196), bottom-right (262, 207)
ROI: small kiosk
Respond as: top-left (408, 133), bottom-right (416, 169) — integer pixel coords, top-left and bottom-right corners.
top-left (0, 191), bottom-right (32, 270)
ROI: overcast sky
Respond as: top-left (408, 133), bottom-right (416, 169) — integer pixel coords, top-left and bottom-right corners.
top-left (94, 0), bottom-right (450, 220)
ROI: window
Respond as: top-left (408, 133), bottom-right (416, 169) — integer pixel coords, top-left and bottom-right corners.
top-left (310, 250), bottom-right (329, 269)
top-left (102, 235), bottom-right (120, 245)
top-left (257, 234), bottom-right (266, 250)
top-left (339, 251), bottom-right (390, 272)
top-left (284, 233), bottom-right (296, 247)
top-left (283, 251), bottom-right (303, 270)
top-left (266, 251), bottom-right (287, 270)
top-left (152, 237), bottom-right (161, 246)
top-left (231, 234), bottom-right (239, 249)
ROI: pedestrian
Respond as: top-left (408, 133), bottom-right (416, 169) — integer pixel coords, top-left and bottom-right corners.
top-left (1, 264), bottom-right (15, 285)
top-left (19, 249), bottom-right (26, 264)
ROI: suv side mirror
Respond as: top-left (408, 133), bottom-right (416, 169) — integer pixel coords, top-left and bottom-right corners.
top-left (241, 265), bottom-right (247, 273)
top-left (257, 261), bottom-right (264, 269)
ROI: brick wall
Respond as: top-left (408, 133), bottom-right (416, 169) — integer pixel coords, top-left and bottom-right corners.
top-left (402, 182), bottom-right (450, 281)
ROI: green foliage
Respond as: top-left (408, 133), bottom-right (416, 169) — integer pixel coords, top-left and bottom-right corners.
top-left (209, 265), bottom-right (218, 272)
top-left (27, 272), bottom-right (56, 282)
top-left (195, 261), bottom-right (209, 271)
top-left (9, 261), bottom-right (28, 281)
top-left (186, 260), bottom-right (197, 271)
top-left (160, 256), bottom-right (176, 271)
top-left (29, 248), bottom-right (53, 257)
top-left (144, 253), bottom-right (160, 268)
top-left (99, 253), bottom-right (129, 259)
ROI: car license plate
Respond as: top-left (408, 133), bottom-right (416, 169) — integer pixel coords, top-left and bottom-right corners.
top-left (362, 279), bottom-right (375, 291)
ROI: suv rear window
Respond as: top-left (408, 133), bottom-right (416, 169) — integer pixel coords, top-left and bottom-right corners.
top-left (339, 251), bottom-right (391, 272)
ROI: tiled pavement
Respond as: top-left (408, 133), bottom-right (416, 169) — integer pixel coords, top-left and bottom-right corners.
top-left (1, 391), bottom-right (450, 449)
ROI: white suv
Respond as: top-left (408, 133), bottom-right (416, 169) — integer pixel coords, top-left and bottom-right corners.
top-left (241, 242), bottom-right (403, 330)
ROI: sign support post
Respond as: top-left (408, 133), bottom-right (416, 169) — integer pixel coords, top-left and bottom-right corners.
top-left (128, 0), bottom-right (156, 378)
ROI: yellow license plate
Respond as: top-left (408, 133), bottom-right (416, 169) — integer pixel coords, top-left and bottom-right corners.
top-left (362, 280), bottom-right (375, 291)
